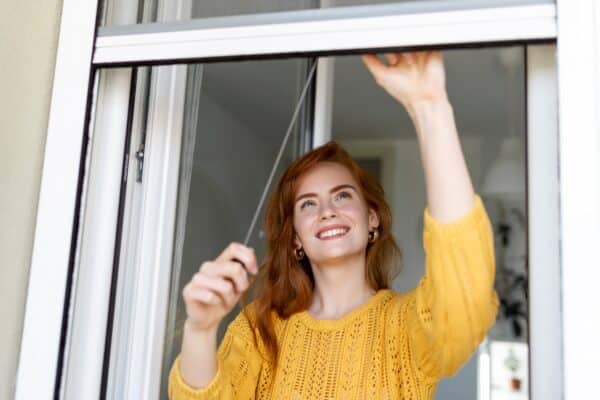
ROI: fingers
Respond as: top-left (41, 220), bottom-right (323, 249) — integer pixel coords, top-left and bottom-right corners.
top-left (427, 50), bottom-right (443, 66)
top-left (200, 244), bottom-right (254, 294)
top-left (384, 53), bottom-right (399, 66)
top-left (416, 51), bottom-right (431, 69)
top-left (405, 50), bottom-right (440, 68)
top-left (187, 287), bottom-right (220, 305)
top-left (375, 51), bottom-right (426, 67)
top-left (362, 52), bottom-right (418, 82)
top-left (399, 52), bottom-right (416, 65)
top-left (183, 278), bottom-right (224, 306)
top-left (206, 261), bottom-right (251, 293)
top-left (366, 50), bottom-right (435, 69)
top-left (361, 54), bottom-right (388, 77)
top-left (185, 242), bottom-right (257, 308)
top-left (215, 242), bottom-right (259, 275)
top-left (184, 273), bottom-right (238, 308)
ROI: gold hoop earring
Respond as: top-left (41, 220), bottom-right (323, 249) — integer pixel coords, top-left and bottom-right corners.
top-left (295, 247), bottom-right (305, 260)
top-left (368, 229), bottom-right (379, 243)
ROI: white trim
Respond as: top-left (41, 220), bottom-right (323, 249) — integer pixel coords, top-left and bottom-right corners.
top-left (94, 2), bottom-right (556, 65)
top-left (60, 1), bottom-right (141, 399)
top-left (62, 68), bottom-right (132, 399)
top-left (113, 5), bottom-right (191, 400)
top-left (556, 1), bottom-right (600, 399)
top-left (159, 64), bottom-right (204, 399)
top-left (14, 0), bottom-right (98, 398)
top-left (105, 67), bottom-right (151, 400)
top-left (123, 63), bottom-right (188, 400)
top-left (526, 43), bottom-right (562, 400)
top-left (313, 57), bottom-right (335, 146)
top-left (123, 4), bottom-right (193, 398)
top-left (105, 0), bottom-right (192, 395)
top-left (477, 339), bottom-right (491, 400)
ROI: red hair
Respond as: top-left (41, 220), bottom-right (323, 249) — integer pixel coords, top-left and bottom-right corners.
top-left (241, 141), bottom-right (402, 369)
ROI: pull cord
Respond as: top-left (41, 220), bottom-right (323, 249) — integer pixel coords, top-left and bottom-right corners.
top-left (243, 60), bottom-right (318, 246)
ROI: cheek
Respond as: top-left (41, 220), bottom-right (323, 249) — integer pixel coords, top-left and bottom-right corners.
top-left (341, 203), bottom-right (370, 223)
top-left (293, 214), bottom-right (312, 239)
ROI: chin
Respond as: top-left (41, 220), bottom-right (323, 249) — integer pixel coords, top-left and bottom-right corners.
top-left (310, 246), bottom-right (365, 264)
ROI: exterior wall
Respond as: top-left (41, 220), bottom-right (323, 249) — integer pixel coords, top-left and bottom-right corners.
top-left (0, 1), bottom-right (63, 399)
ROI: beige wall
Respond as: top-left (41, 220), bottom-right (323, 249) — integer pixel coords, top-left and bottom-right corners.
top-left (0, 1), bottom-right (63, 398)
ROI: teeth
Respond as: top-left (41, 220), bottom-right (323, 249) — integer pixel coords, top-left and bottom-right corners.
top-left (319, 228), bottom-right (348, 238)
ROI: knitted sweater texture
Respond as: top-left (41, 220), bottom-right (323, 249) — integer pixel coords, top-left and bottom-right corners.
top-left (169, 194), bottom-right (499, 399)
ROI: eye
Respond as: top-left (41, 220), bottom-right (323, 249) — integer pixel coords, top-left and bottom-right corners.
top-left (300, 199), bottom-right (317, 210)
top-left (334, 191), bottom-right (352, 201)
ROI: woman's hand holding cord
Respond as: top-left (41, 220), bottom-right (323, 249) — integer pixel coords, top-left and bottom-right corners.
top-left (179, 242), bottom-right (258, 389)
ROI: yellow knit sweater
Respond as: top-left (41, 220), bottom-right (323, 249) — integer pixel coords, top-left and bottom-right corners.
top-left (169, 194), bottom-right (499, 399)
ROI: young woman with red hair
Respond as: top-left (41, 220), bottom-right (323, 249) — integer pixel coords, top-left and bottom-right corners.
top-left (168, 51), bottom-right (499, 399)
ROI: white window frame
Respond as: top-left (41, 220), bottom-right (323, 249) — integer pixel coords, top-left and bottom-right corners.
top-left (93, 1), bottom-right (557, 65)
top-left (555, 2), bottom-right (600, 400)
top-left (16, 0), bottom-right (600, 399)
top-left (525, 43), bottom-right (562, 400)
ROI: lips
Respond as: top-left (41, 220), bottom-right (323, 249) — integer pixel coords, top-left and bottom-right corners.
top-left (316, 225), bottom-right (350, 240)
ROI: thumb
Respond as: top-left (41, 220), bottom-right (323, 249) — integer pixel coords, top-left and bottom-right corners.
top-left (361, 54), bottom-right (389, 81)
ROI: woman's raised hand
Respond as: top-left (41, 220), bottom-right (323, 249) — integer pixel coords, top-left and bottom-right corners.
top-left (182, 242), bottom-right (259, 332)
top-left (361, 51), bottom-right (448, 110)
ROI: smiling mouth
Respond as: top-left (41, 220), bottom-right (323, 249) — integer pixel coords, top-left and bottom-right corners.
top-left (317, 227), bottom-right (350, 240)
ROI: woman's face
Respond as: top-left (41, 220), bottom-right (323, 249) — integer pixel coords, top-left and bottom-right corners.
top-left (292, 162), bottom-right (379, 265)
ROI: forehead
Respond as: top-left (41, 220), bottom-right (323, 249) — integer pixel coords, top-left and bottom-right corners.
top-left (295, 162), bottom-right (358, 193)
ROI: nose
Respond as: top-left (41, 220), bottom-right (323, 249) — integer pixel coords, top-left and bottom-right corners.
top-left (319, 201), bottom-right (337, 220)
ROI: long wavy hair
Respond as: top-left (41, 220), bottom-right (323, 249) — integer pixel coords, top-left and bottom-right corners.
top-left (241, 141), bottom-right (402, 369)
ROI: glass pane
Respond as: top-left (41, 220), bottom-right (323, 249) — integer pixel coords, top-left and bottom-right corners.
top-left (100, 0), bottom-right (555, 26)
top-left (159, 57), bottom-right (314, 398)
top-left (330, 46), bottom-right (529, 399)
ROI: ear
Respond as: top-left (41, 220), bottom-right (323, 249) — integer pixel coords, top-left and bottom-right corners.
top-left (368, 208), bottom-right (380, 230)
top-left (294, 234), bottom-right (303, 249)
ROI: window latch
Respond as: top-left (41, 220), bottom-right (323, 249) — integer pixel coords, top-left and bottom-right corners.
top-left (135, 147), bottom-right (144, 183)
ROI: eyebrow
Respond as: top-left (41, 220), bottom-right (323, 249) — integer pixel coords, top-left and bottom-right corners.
top-left (295, 184), bottom-right (358, 203)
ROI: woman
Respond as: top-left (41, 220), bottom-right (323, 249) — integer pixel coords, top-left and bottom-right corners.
top-left (168, 51), bottom-right (499, 399)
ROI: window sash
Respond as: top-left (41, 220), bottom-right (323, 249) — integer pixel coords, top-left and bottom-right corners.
top-left (94, 0), bottom-right (556, 65)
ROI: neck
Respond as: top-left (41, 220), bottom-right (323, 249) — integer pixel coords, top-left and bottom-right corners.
top-left (308, 252), bottom-right (376, 320)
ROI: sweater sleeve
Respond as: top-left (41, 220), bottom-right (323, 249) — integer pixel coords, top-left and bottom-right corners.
top-left (408, 193), bottom-right (500, 380)
top-left (168, 310), bottom-right (263, 399)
